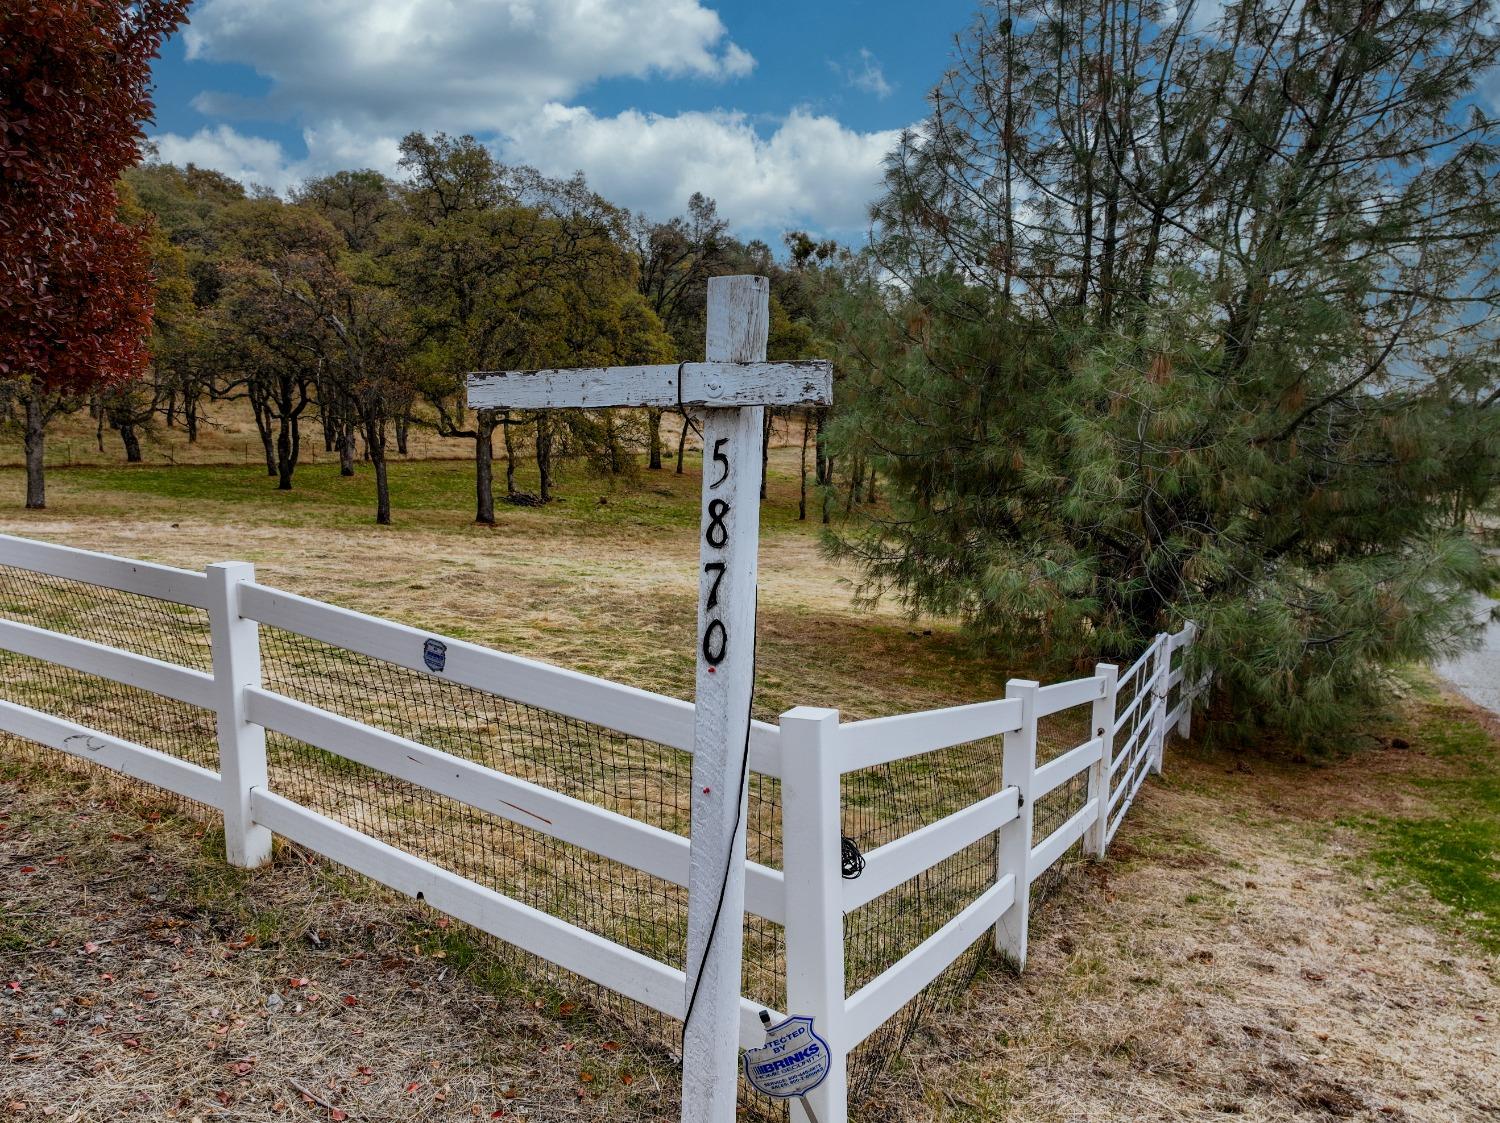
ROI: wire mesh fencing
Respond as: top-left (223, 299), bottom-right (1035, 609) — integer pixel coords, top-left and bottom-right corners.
top-left (834, 693), bottom-right (1097, 1104)
top-left (0, 562), bottom-right (219, 812)
top-left (840, 732), bottom-right (1002, 1102)
top-left (254, 623), bottom-right (791, 1042)
top-left (0, 551), bottom-right (1168, 1122)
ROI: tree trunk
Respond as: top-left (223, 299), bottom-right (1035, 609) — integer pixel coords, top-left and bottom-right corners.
top-left (291, 410), bottom-right (302, 483)
top-left (117, 422), bottom-right (142, 463)
top-left (814, 409), bottom-right (828, 485)
top-left (536, 414), bottom-right (553, 503)
top-left (395, 406), bottom-right (411, 456)
top-left (606, 411), bottom-right (624, 474)
top-left (339, 423), bottom-right (355, 477)
top-left (475, 409), bottom-right (496, 524)
top-left (647, 407), bottom-right (663, 470)
top-left (250, 395), bottom-right (277, 477)
top-left (23, 392), bottom-right (46, 510)
top-left (822, 453), bottom-right (835, 525)
top-left (503, 409), bottom-right (517, 497)
top-left (374, 456), bottom-right (390, 525)
top-left (185, 393), bottom-right (199, 443)
top-left (365, 418), bottom-right (390, 526)
top-left (799, 410), bottom-right (811, 521)
top-left (164, 392), bottom-right (176, 429)
top-left (276, 412), bottom-right (296, 490)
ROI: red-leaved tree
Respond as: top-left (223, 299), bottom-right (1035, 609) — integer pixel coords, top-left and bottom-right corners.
top-left (0, 0), bottom-right (189, 507)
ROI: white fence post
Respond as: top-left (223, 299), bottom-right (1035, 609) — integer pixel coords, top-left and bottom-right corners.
top-left (682, 276), bottom-right (768, 1123)
top-left (1087, 664), bottom-right (1118, 859)
top-left (1176, 621), bottom-right (1198, 739)
top-left (1150, 635), bottom-right (1170, 775)
top-left (206, 562), bottom-right (271, 869)
top-left (994, 679), bottom-right (1038, 970)
top-left (780, 706), bottom-right (848, 1123)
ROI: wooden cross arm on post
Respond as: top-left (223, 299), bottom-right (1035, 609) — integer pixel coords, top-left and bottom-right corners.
top-left (466, 360), bottom-right (832, 410)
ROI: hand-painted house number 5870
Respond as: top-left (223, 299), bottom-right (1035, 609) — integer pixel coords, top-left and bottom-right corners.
top-left (702, 438), bottom-right (731, 667)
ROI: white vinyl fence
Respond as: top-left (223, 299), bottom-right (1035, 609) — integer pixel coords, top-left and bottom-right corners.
top-left (0, 533), bottom-right (1201, 1123)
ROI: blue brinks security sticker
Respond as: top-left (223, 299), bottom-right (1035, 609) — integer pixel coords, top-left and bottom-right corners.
top-left (423, 638), bottom-right (447, 673)
top-left (741, 1014), bottom-right (830, 1099)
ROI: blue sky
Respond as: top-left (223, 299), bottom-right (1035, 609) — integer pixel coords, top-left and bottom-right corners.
top-left (147, 1), bottom-right (979, 244)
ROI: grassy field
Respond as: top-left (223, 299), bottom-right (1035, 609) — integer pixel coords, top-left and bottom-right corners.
top-left (1, 452), bottom-right (1498, 1121)
top-left (0, 448), bottom-right (1017, 719)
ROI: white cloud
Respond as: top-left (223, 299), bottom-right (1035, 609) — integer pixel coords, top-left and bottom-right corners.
top-left (508, 106), bottom-right (899, 232)
top-left (152, 0), bottom-right (906, 235)
top-left (151, 124), bottom-right (304, 192)
top-left (836, 48), bottom-right (894, 100)
top-left (182, 0), bottom-right (756, 131)
top-left (151, 107), bottom-right (898, 234)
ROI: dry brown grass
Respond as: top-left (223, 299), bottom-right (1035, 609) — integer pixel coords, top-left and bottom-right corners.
top-left (0, 764), bottom-right (680, 1122)
top-left (2, 462), bottom-right (1497, 1121)
top-left (0, 451), bottom-right (1014, 721)
top-left (5, 694), bottom-right (1497, 1121)
top-left (871, 716), bottom-right (1500, 1122)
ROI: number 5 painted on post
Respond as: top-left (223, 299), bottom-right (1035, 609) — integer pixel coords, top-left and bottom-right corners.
top-left (710, 438), bottom-right (730, 489)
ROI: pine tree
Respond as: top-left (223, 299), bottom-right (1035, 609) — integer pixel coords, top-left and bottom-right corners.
top-left (827, 0), bottom-right (1500, 744)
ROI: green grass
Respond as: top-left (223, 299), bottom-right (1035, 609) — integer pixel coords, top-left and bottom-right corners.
top-left (32, 451), bottom-right (821, 537)
top-left (1358, 698), bottom-right (1500, 952)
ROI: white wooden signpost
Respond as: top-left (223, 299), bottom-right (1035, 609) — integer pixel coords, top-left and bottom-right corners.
top-left (468, 275), bottom-right (833, 1123)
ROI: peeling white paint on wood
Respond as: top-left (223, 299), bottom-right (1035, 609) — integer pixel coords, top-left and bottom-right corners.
top-left (466, 359), bottom-right (832, 409)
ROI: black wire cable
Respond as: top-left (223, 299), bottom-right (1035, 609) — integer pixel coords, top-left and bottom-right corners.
top-left (840, 836), bottom-right (865, 880)
top-left (680, 588), bottom-right (758, 1047)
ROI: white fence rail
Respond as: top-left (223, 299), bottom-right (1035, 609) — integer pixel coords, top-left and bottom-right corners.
top-left (0, 533), bottom-right (1203, 1123)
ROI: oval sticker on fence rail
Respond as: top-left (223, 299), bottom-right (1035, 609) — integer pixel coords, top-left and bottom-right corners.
top-left (742, 1015), bottom-right (830, 1098)
top-left (423, 638), bottom-right (447, 673)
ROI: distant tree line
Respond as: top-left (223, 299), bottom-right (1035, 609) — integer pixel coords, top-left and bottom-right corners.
top-left (0, 136), bottom-right (840, 527)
